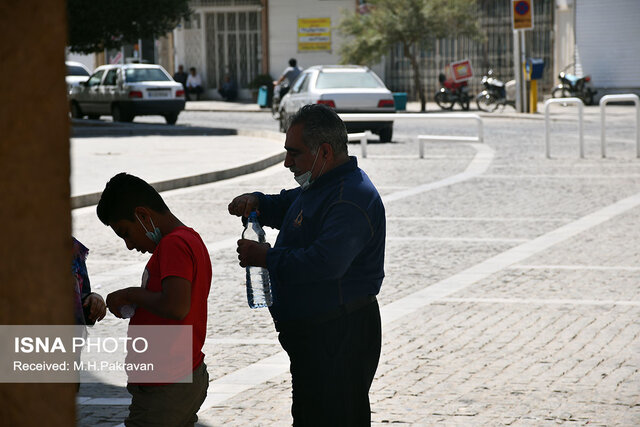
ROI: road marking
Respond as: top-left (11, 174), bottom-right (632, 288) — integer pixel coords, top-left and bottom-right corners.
top-left (80, 144), bottom-right (640, 416)
top-left (379, 191), bottom-right (640, 324)
top-left (387, 216), bottom-right (572, 222)
top-left (437, 297), bottom-right (640, 307)
top-left (508, 264), bottom-right (640, 271)
top-left (388, 236), bottom-right (528, 243)
top-left (382, 143), bottom-right (494, 203)
top-left (482, 174), bottom-right (640, 179)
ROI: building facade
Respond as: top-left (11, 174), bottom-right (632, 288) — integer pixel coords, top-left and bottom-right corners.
top-left (163, 0), bottom-right (638, 101)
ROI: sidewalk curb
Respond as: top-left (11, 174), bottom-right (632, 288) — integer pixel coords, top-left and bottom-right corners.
top-left (71, 130), bottom-right (285, 209)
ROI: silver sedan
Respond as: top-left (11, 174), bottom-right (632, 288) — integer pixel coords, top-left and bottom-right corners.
top-left (277, 65), bottom-right (396, 142)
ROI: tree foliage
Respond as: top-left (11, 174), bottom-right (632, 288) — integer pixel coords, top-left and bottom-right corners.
top-left (339, 0), bottom-right (483, 111)
top-left (67, 0), bottom-right (191, 53)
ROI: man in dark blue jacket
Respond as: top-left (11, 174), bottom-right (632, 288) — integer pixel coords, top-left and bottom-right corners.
top-left (228, 104), bottom-right (385, 426)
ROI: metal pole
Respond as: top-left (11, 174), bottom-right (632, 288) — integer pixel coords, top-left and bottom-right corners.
top-left (360, 132), bottom-right (368, 158)
top-left (520, 30), bottom-right (527, 113)
top-left (637, 99), bottom-right (640, 158)
top-left (513, 30), bottom-right (522, 112)
top-left (601, 103), bottom-right (606, 158)
top-left (545, 101), bottom-right (551, 158)
top-left (578, 101), bottom-right (584, 158)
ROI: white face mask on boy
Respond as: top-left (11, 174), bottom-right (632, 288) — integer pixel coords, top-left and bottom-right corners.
top-left (136, 214), bottom-right (163, 244)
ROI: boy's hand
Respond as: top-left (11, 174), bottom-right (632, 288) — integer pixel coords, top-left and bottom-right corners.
top-left (106, 289), bottom-right (131, 319)
top-left (83, 293), bottom-right (107, 322)
top-left (237, 239), bottom-right (270, 268)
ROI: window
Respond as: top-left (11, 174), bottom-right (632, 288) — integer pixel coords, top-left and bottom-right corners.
top-left (66, 65), bottom-right (89, 76)
top-left (124, 68), bottom-right (170, 82)
top-left (103, 69), bottom-right (118, 86)
top-left (87, 70), bottom-right (105, 87)
top-left (291, 73), bottom-right (309, 93)
top-left (315, 71), bottom-right (383, 89)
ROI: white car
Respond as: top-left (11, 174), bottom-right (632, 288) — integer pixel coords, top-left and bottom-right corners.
top-left (69, 64), bottom-right (185, 124)
top-left (65, 61), bottom-right (91, 92)
top-left (277, 65), bottom-right (396, 142)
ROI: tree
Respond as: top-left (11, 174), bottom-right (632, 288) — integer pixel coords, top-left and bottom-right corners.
top-left (339, 0), bottom-right (483, 111)
top-left (67, 0), bottom-right (191, 54)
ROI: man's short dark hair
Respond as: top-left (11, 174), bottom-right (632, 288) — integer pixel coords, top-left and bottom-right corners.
top-left (289, 104), bottom-right (348, 156)
top-left (289, 58), bottom-right (297, 67)
top-left (96, 173), bottom-right (169, 225)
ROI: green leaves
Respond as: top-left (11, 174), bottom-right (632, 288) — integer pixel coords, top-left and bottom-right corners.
top-left (338, 0), bottom-right (482, 66)
top-left (67, 0), bottom-right (191, 53)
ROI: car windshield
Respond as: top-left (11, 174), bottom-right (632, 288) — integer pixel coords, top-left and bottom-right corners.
top-left (315, 71), bottom-right (383, 89)
top-left (67, 65), bottom-right (89, 76)
top-left (124, 68), bottom-right (170, 83)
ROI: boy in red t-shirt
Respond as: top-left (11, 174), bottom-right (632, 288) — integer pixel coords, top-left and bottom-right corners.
top-left (97, 173), bottom-right (212, 427)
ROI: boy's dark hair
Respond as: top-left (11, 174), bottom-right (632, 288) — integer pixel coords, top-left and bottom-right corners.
top-left (289, 58), bottom-right (297, 67)
top-left (289, 104), bottom-right (348, 156)
top-left (96, 173), bottom-right (169, 225)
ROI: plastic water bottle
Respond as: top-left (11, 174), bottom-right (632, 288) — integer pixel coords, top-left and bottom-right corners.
top-left (120, 304), bottom-right (136, 318)
top-left (242, 211), bottom-right (273, 308)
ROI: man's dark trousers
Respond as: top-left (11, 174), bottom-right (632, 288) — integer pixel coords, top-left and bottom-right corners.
top-left (277, 299), bottom-right (382, 427)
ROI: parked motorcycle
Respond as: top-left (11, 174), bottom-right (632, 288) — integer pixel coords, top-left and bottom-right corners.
top-left (551, 64), bottom-right (597, 105)
top-left (435, 73), bottom-right (471, 110)
top-left (271, 81), bottom-right (290, 119)
top-left (475, 69), bottom-right (515, 112)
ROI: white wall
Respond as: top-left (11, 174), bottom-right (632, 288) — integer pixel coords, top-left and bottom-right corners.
top-left (65, 50), bottom-right (95, 72)
top-left (576, 0), bottom-right (640, 90)
top-left (269, 0), bottom-right (354, 79)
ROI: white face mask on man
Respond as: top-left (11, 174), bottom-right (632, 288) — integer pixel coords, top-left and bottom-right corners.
top-left (294, 149), bottom-right (326, 190)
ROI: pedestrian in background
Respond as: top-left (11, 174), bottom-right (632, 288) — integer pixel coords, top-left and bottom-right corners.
top-left (228, 104), bottom-right (386, 426)
top-left (173, 64), bottom-right (188, 92)
top-left (218, 74), bottom-right (238, 101)
top-left (273, 57), bottom-right (302, 100)
top-left (186, 67), bottom-right (204, 101)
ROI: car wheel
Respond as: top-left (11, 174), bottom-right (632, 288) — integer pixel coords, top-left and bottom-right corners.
top-left (70, 102), bottom-right (84, 119)
top-left (164, 113), bottom-right (179, 125)
top-left (379, 125), bottom-right (393, 143)
top-left (112, 104), bottom-right (133, 123)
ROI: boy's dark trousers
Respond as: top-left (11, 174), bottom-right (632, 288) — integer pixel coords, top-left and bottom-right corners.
top-left (277, 297), bottom-right (381, 427)
top-left (125, 361), bottom-right (209, 427)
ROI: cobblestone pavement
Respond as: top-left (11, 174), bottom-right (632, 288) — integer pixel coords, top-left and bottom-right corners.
top-left (73, 106), bottom-right (640, 426)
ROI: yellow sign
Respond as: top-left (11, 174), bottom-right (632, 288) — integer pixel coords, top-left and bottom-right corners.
top-left (512, 0), bottom-right (533, 30)
top-left (298, 18), bottom-right (331, 52)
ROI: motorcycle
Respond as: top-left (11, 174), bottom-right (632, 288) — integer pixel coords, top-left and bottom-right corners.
top-left (475, 69), bottom-right (516, 112)
top-left (435, 73), bottom-right (471, 110)
top-left (551, 64), bottom-right (597, 105)
top-left (271, 81), bottom-right (290, 119)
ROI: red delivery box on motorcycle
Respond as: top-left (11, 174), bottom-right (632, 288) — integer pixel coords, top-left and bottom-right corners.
top-left (448, 59), bottom-right (474, 83)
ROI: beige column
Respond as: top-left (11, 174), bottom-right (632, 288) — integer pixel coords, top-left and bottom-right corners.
top-left (0, 0), bottom-right (75, 425)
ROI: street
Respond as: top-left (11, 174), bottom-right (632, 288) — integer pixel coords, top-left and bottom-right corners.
top-left (73, 106), bottom-right (640, 426)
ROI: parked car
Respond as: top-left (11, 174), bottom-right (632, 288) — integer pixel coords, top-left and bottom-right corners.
top-left (65, 61), bottom-right (91, 92)
top-left (277, 65), bottom-right (396, 142)
top-left (69, 64), bottom-right (185, 124)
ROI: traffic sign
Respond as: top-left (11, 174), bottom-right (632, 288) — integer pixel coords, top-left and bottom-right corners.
top-left (512, 0), bottom-right (533, 30)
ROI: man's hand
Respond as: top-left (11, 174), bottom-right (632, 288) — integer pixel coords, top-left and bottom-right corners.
top-left (83, 293), bottom-right (106, 322)
top-left (228, 193), bottom-right (260, 218)
top-left (106, 289), bottom-right (132, 319)
top-left (237, 239), bottom-right (270, 268)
